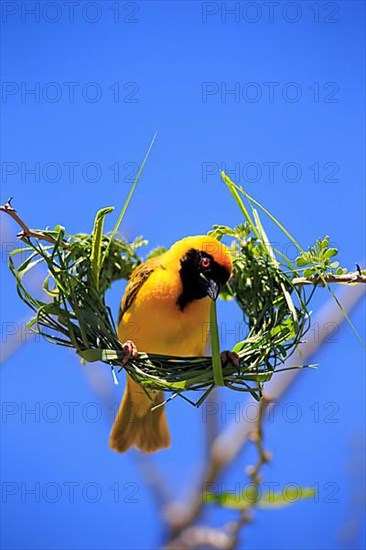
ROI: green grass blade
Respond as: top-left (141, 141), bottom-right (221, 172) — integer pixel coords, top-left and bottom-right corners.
top-left (252, 208), bottom-right (276, 262)
top-left (210, 300), bottom-right (224, 386)
top-left (325, 284), bottom-right (365, 350)
top-left (233, 180), bottom-right (304, 252)
top-left (101, 132), bottom-right (158, 267)
top-left (280, 282), bottom-right (298, 323)
top-left (220, 171), bottom-right (261, 241)
top-left (90, 206), bottom-right (114, 291)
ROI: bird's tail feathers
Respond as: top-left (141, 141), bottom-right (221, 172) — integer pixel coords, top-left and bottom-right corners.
top-left (109, 376), bottom-right (170, 453)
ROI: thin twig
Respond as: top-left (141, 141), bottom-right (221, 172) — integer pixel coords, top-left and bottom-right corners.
top-left (247, 396), bottom-right (271, 485)
top-left (225, 396), bottom-right (271, 550)
top-left (293, 272), bottom-right (366, 285)
top-left (0, 198), bottom-right (68, 248)
top-left (164, 526), bottom-right (233, 550)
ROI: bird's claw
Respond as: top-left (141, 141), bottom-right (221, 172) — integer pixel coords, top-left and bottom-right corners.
top-left (220, 350), bottom-right (240, 369)
top-left (122, 340), bottom-right (139, 366)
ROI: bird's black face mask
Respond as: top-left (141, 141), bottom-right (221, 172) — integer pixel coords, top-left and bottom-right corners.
top-left (177, 248), bottom-right (231, 311)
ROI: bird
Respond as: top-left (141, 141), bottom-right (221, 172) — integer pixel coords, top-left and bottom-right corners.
top-left (109, 235), bottom-right (236, 453)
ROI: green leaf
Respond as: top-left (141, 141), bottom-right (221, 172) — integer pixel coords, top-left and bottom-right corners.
top-left (203, 487), bottom-right (259, 509)
top-left (325, 247), bottom-right (338, 258)
top-left (90, 206), bottom-right (114, 291)
top-left (258, 487), bottom-right (316, 509)
top-left (203, 486), bottom-right (316, 510)
top-left (295, 256), bottom-right (309, 267)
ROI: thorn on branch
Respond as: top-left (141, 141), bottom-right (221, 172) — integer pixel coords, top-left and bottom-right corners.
top-left (4, 197), bottom-right (15, 211)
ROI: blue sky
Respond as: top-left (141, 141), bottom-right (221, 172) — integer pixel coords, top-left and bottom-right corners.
top-left (1, 2), bottom-right (365, 549)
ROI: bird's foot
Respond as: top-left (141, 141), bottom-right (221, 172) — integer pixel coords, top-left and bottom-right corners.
top-left (220, 350), bottom-right (240, 369)
top-left (122, 340), bottom-right (139, 366)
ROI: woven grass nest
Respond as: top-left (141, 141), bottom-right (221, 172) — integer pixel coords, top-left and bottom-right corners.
top-left (8, 174), bottom-right (332, 405)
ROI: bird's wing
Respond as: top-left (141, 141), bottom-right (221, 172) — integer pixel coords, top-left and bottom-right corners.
top-left (118, 258), bottom-right (163, 324)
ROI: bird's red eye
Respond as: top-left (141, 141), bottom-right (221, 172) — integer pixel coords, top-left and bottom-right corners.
top-left (200, 257), bottom-right (211, 269)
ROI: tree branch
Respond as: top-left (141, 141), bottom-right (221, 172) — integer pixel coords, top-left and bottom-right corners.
top-left (292, 272), bottom-right (366, 285)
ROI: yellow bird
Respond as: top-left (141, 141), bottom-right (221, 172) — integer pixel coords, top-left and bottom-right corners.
top-left (109, 235), bottom-right (235, 453)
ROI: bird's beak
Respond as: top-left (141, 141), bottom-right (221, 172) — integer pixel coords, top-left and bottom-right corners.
top-left (205, 278), bottom-right (219, 301)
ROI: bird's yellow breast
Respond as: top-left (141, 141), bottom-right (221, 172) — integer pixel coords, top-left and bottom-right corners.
top-left (118, 266), bottom-right (210, 356)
